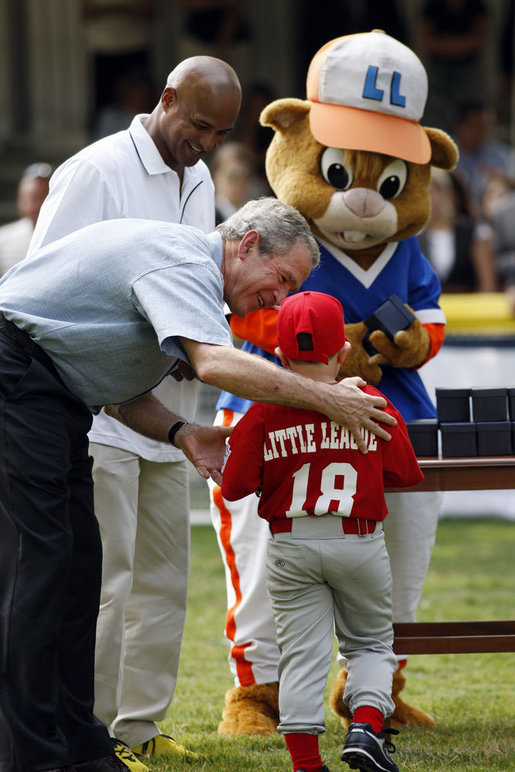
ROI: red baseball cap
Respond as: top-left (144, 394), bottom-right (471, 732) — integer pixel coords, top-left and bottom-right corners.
top-left (277, 291), bottom-right (346, 364)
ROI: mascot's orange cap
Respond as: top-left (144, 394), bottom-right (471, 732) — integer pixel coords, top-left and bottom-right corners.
top-left (306, 30), bottom-right (431, 164)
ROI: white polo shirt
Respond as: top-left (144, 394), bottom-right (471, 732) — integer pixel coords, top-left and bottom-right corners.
top-left (29, 115), bottom-right (216, 461)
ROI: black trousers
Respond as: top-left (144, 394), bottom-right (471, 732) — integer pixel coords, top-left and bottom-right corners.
top-left (0, 325), bottom-right (112, 771)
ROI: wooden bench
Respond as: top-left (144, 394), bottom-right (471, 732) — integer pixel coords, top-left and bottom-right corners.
top-left (393, 620), bottom-right (515, 655)
top-left (389, 457), bottom-right (515, 655)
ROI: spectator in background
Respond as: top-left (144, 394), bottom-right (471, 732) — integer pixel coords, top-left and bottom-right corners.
top-left (498, 0), bottom-right (514, 128)
top-left (416, 0), bottom-right (490, 135)
top-left (296, 0), bottom-right (409, 97)
top-left (177, 0), bottom-right (252, 75)
top-left (82, 0), bottom-right (156, 134)
top-left (483, 172), bottom-right (515, 313)
top-left (0, 163), bottom-right (52, 276)
top-left (481, 169), bottom-right (514, 224)
top-left (232, 81), bottom-right (276, 187)
top-left (418, 167), bottom-right (497, 293)
top-left (93, 69), bottom-right (156, 139)
top-left (453, 101), bottom-right (514, 213)
top-left (210, 141), bottom-right (262, 224)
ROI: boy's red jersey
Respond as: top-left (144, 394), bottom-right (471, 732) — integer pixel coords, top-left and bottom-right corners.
top-left (221, 385), bottom-right (423, 526)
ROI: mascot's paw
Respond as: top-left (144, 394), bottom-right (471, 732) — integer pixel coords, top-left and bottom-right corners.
top-left (218, 682), bottom-right (279, 736)
top-left (329, 667), bottom-right (352, 729)
top-left (369, 313), bottom-right (430, 370)
top-left (329, 668), bottom-right (436, 730)
top-left (337, 322), bottom-right (383, 385)
top-left (390, 669), bottom-right (436, 728)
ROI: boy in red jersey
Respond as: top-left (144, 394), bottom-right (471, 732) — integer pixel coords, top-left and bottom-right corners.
top-left (221, 291), bottom-right (423, 772)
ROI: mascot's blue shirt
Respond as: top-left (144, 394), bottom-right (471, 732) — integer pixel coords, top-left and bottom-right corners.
top-left (218, 236), bottom-right (446, 421)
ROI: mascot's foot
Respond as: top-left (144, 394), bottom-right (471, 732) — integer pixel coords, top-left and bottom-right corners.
top-left (390, 668), bottom-right (436, 728)
top-left (218, 682), bottom-right (279, 736)
top-left (329, 668), bottom-right (353, 729)
top-left (329, 667), bottom-right (436, 730)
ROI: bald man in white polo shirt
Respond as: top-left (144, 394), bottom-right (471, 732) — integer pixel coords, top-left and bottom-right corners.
top-left (28, 56), bottom-right (242, 768)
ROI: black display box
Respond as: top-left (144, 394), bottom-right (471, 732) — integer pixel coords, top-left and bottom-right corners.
top-left (436, 388), bottom-right (471, 423)
top-left (440, 422), bottom-right (477, 458)
top-left (363, 294), bottom-right (415, 355)
top-left (471, 387), bottom-right (508, 422)
top-left (508, 387), bottom-right (515, 420)
top-left (406, 419), bottom-right (439, 457)
top-left (476, 421), bottom-right (513, 456)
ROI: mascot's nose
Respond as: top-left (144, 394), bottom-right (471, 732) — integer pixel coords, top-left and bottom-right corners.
top-left (343, 188), bottom-right (385, 219)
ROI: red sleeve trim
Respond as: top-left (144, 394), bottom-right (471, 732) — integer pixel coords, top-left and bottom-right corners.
top-left (416, 322), bottom-right (445, 368)
top-left (230, 309), bottom-right (279, 355)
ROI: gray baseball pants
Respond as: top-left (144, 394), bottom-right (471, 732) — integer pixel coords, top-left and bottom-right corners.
top-left (266, 515), bottom-right (397, 735)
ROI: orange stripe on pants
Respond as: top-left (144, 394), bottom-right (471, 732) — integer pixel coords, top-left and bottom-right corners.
top-left (212, 410), bottom-right (256, 686)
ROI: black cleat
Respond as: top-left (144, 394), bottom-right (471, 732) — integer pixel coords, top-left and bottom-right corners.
top-left (341, 722), bottom-right (400, 772)
top-left (296, 767), bottom-right (331, 772)
top-left (74, 753), bottom-right (131, 771)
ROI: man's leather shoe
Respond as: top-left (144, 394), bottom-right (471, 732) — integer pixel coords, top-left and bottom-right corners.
top-left (44, 768), bottom-right (76, 771)
top-left (74, 754), bottom-right (129, 771)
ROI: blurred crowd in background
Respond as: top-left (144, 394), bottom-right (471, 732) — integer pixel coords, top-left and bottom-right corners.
top-left (2, 0), bottom-right (515, 303)
top-left (1, 1), bottom-right (514, 525)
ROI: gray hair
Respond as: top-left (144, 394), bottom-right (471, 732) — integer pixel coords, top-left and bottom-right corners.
top-left (216, 197), bottom-right (319, 268)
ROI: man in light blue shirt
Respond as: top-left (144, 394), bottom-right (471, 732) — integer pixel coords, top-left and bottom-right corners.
top-left (0, 197), bottom-right (398, 772)
top-left (4, 220), bottom-right (230, 412)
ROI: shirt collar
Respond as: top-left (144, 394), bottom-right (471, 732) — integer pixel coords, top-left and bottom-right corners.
top-left (129, 114), bottom-right (205, 187)
top-left (129, 114), bottom-right (169, 175)
top-left (205, 231), bottom-right (224, 272)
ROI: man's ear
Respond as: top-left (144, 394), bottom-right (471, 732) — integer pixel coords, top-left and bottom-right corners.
top-left (274, 346), bottom-right (290, 368)
top-left (161, 86), bottom-right (177, 110)
top-left (338, 341), bottom-right (352, 363)
top-left (238, 230), bottom-right (260, 259)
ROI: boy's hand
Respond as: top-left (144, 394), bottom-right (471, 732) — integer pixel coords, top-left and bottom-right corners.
top-left (169, 360), bottom-right (197, 381)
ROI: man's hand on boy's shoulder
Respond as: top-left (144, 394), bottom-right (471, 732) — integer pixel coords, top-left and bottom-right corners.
top-left (330, 376), bottom-right (397, 453)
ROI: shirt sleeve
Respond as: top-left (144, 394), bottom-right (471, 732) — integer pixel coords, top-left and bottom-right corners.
top-left (408, 240), bottom-right (446, 324)
top-left (370, 390), bottom-right (424, 489)
top-left (28, 158), bottom-right (120, 256)
top-left (230, 308), bottom-right (279, 354)
top-left (131, 259), bottom-right (233, 361)
top-left (221, 403), bottom-right (265, 501)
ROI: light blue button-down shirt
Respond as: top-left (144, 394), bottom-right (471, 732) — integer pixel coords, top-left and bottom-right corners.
top-left (0, 219), bottom-right (232, 412)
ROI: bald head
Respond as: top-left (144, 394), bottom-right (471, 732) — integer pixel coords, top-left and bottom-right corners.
top-left (144, 57), bottom-right (242, 176)
top-left (166, 56), bottom-right (241, 99)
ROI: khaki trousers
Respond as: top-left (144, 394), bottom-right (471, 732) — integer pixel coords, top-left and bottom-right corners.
top-left (91, 443), bottom-right (190, 748)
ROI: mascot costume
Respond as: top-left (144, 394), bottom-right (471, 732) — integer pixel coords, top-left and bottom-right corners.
top-left (209, 30), bottom-right (458, 735)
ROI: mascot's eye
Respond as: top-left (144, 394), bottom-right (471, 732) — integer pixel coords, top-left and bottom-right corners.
top-left (377, 159), bottom-right (408, 199)
top-left (320, 148), bottom-right (353, 190)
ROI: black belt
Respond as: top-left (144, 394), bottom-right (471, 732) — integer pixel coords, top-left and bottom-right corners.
top-left (0, 314), bottom-right (58, 374)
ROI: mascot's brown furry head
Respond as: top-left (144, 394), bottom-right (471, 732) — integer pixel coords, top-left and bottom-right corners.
top-left (262, 30), bottom-right (458, 271)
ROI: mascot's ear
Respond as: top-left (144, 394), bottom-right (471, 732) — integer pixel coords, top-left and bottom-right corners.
top-left (425, 127), bottom-right (459, 171)
top-left (260, 98), bottom-right (311, 133)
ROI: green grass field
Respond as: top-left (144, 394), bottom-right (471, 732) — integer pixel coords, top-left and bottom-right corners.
top-left (145, 517), bottom-right (515, 771)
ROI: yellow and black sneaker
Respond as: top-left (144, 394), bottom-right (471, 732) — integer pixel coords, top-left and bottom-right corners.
top-left (111, 739), bottom-right (148, 772)
top-left (132, 734), bottom-right (200, 762)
